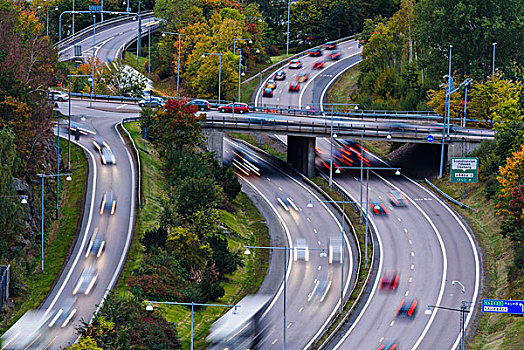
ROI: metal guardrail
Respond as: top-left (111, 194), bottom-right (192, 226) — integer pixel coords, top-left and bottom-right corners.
top-left (424, 178), bottom-right (478, 211)
top-left (55, 11), bottom-right (154, 50)
top-left (120, 117), bottom-right (142, 209)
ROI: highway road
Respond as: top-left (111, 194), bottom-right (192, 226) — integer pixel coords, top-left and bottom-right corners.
top-left (254, 39), bottom-right (482, 350)
top-left (222, 139), bottom-right (359, 349)
top-left (58, 13), bottom-right (155, 63)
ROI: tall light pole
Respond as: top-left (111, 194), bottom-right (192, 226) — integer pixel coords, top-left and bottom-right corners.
top-left (452, 280), bottom-right (467, 350)
top-left (145, 301), bottom-right (238, 350)
top-left (439, 45), bottom-right (452, 178)
top-left (202, 53), bottom-right (222, 105)
top-left (72, 0), bottom-right (75, 36)
top-left (233, 38), bottom-right (252, 102)
top-left (38, 173), bottom-right (72, 273)
top-left (492, 42), bottom-right (497, 77)
top-left (286, 0), bottom-right (291, 57)
top-left (148, 27), bottom-right (151, 81)
top-left (162, 32), bottom-right (182, 98)
top-left (335, 166), bottom-right (401, 268)
top-left (91, 15), bottom-right (96, 108)
top-left (244, 245), bottom-right (327, 350)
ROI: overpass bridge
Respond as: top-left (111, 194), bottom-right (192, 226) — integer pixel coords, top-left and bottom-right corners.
top-left (203, 113), bottom-right (494, 177)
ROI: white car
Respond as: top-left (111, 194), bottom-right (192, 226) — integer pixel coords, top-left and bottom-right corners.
top-left (73, 265), bottom-right (98, 295)
top-left (93, 137), bottom-right (116, 165)
top-left (48, 90), bottom-right (69, 101)
top-left (294, 238), bottom-right (309, 261)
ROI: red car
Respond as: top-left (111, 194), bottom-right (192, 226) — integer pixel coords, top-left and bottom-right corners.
top-left (327, 50), bottom-right (341, 60)
top-left (370, 201), bottom-right (389, 215)
top-left (379, 271), bottom-right (399, 291)
top-left (218, 102), bottom-right (249, 114)
top-left (323, 41), bottom-right (337, 50)
top-left (309, 48), bottom-right (322, 57)
top-left (376, 343), bottom-right (399, 350)
top-left (312, 60), bottom-right (325, 69)
top-left (289, 82), bottom-right (300, 92)
top-left (395, 298), bottom-right (418, 318)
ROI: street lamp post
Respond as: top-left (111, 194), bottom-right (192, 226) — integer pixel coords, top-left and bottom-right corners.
top-left (202, 53), bottom-right (222, 105)
top-left (334, 166), bottom-right (401, 268)
top-left (145, 301), bottom-right (238, 350)
top-left (68, 74), bottom-right (92, 170)
top-left (439, 45), bottom-right (452, 178)
top-left (148, 27), bottom-right (151, 80)
top-left (286, 0), bottom-right (291, 57)
top-left (233, 38), bottom-right (252, 102)
top-left (161, 32), bottom-right (182, 98)
top-left (91, 15), bottom-right (96, 108)
top-left (38, 173), bottom-right (72, 273)
top-left (244, 245), bottom-right (327, 350)
top-left (492, 42), bottom-right (497, 77)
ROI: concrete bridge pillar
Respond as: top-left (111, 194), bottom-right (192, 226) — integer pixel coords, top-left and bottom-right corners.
top-left (447, 139), bottom-right (481, 161)
top-left (204, 129), bottom-right (224, 164)
top-left (287, 135), bottom-right (316, 178)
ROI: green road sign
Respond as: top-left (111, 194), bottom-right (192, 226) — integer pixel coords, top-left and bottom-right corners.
top-left (450, 157), bottom-right (478, 183)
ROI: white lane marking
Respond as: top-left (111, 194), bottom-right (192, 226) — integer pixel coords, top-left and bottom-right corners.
top-left (397, 217), bottom-right (402, 222)
top-left (390, 321), bottom-right (395, 326)
top-left (299, 307), bottom-right (304, 313)
top-left (266, 177), bottom-right (271, 181)
top-left (404, 228), bottom-right (408, 233)
top-left (44, 137), bottom-right (98, 317)
top-left (379, 337), bottom-right (384, 343)
top-left (405, 291), bottom-right (409, 296)
top-left (307, 217), bottom-right (311, 222)
top-left (318, 265), bottom-right (322, 270)
top-left (95, 36), bottom-right (115, 58)
top-left (354, 177), bottom-right (359, 181)
top-left (279, 89), bottom-right (283, 93)
top-left (225, 149), bottom-right (229, 153)
top-left (411, 252), bottom-right (415, 257)
top-left (318, 240), bottom-right (321, 245)
top-left (278, 186), bottom-right (283, 191)
top-left (409, 277), bottom-right (413, 283)
top-left (272, 339), bottom-right (278, 345)
top-left (277, 98), bottom-right (280, 102)
top-left (411, 264), bottom-right (415, 270)
top-left (409, 239), bottom-right (412, 245)
top-left (116, 104), bottom-right (127, 109)
top-left (314, 229), bottom-right (318, 234)
top-left (379, 195), bottom-right (383, 200)
top-left (287, 322), bottom-right (293, 328)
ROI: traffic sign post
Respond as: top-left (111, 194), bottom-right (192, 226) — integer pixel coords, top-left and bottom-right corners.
top-left (427, 135), bottom-right (434, 142)
top-left (482, 299), bottom-right (524, 315)
top-left (450, 157), bottom-right (478, 183)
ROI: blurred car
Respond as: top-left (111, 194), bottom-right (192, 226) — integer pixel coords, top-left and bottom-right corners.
top-left (48, 297), bottom-right (77, 328)
top-left (231, 147), bottom-right (260, 176)
top-left (294, 238), bottom-right (309, 261)
top-left (1, 311), bottom-right (52, 350)
top-left (100, 190), bottom-right (116, 215)
top-left (73, 265), bottom-right (98, 295)
top-left (218, 102), bottom-right (249, 114)
top-left (48, 90), bottom-right (69, 101)
top-left (327, 50), bottom-right (341, 60)
top-left (93, 136), bottom-right (116, 165)
top-left (395, 298), bottom-right (418, 318)
top-left (370, 201), bottom-right (389, 215)
top-left (388, 190), bottom-right (409, 207)
top-left (262, 88), bottom-right (274, 97)
top-left (311, 278), bottom-right (332, 302)
top-left (289, 60), bottom-right (302, 69)
top-left (289, 81), bottom-right (300, 92)
top-left (274, 70), bottom-right (286, 80)
top-left (323, 41), bottom-right (337, 50)
top-left (312, 60), bottom-right (325, 69)
top-left (85, 228), bottom-right (105, 259)
top-left (379, 271), bottom-right (399, 291)
top-left (138, 96), bottom-right (165, 107)
top-left (308, 48), bottom-right (323, 57)
top-left (266, 80), bottom-right (277, 89)
top-left (376, 343), bottom-right (399, 350)
top-left (187, 99), bottom-right (210, 111)
top-left (276, 195), bottom-right (299, 211)
top-left (328, 237), bottom-right (342, 264)
top-left (296, 72), bottom-right (309, 82)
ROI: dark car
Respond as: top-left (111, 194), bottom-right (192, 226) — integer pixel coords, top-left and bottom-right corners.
top-left (218, 102), bottom-right (249, 114)
top-left (323, 41), bottom-right (337, 50)
top-left (266, 80), bottom-right (277, 89)
top-left (85, 228), bottom-right (105, 259)
top-left (289, 60), bottom-right (302, 69)
top-left (312, 60), bottom-right (325, 69)
top-left (296, 72), bottom-right (309, 83)
top-left (187, 99), bottom-right (210, 111)
top-left (138, 96), bottom-right (165, 107)
top-left (388, 190), bottom-right (409, 207)
top-left (289, 81), bottom-right (300, 92)
top-left (379, 271), bottom-right (399, 291)
top-left (100, 191), bottom-right (116, 215)
top-left (370, 201), bottom-right (389, 215)
top-left (262, 88), bottom-right (273, 97)
top-left (395, 298), bottom-right (418, 318)
top-left (376, 343), bottom-right (399, 350)
top-left (274, 71), bottom-right (286, 80)
top-left (327, 50), bottom-right (341, 60)
top-left (309, 48), bottom-right (323, 57)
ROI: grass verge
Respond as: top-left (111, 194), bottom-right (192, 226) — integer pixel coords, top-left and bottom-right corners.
top-left (119, 122), bottom-right (270, 349)
top-left (123, 52), bottom-right (148, 77)
top-left (426, 178), bottom-right (524, 350)
top-left (0, 139), bottom-right (86, 332)
top-left (325, 66), bottom-right (360, 105)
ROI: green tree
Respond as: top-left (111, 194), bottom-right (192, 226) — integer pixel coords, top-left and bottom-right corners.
top-left (62, 336), bottom-right (102, 350)
top-left (166, 226), bottom-right (213, 278)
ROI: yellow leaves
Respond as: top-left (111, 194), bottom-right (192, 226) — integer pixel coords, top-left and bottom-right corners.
top-left (496, 144), bottom-right (524, 216)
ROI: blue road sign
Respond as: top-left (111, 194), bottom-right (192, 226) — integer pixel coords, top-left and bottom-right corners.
top-left (427, 135), bottom-right (434, 142)
top-left (482, 299), bottom-right (524, 315)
